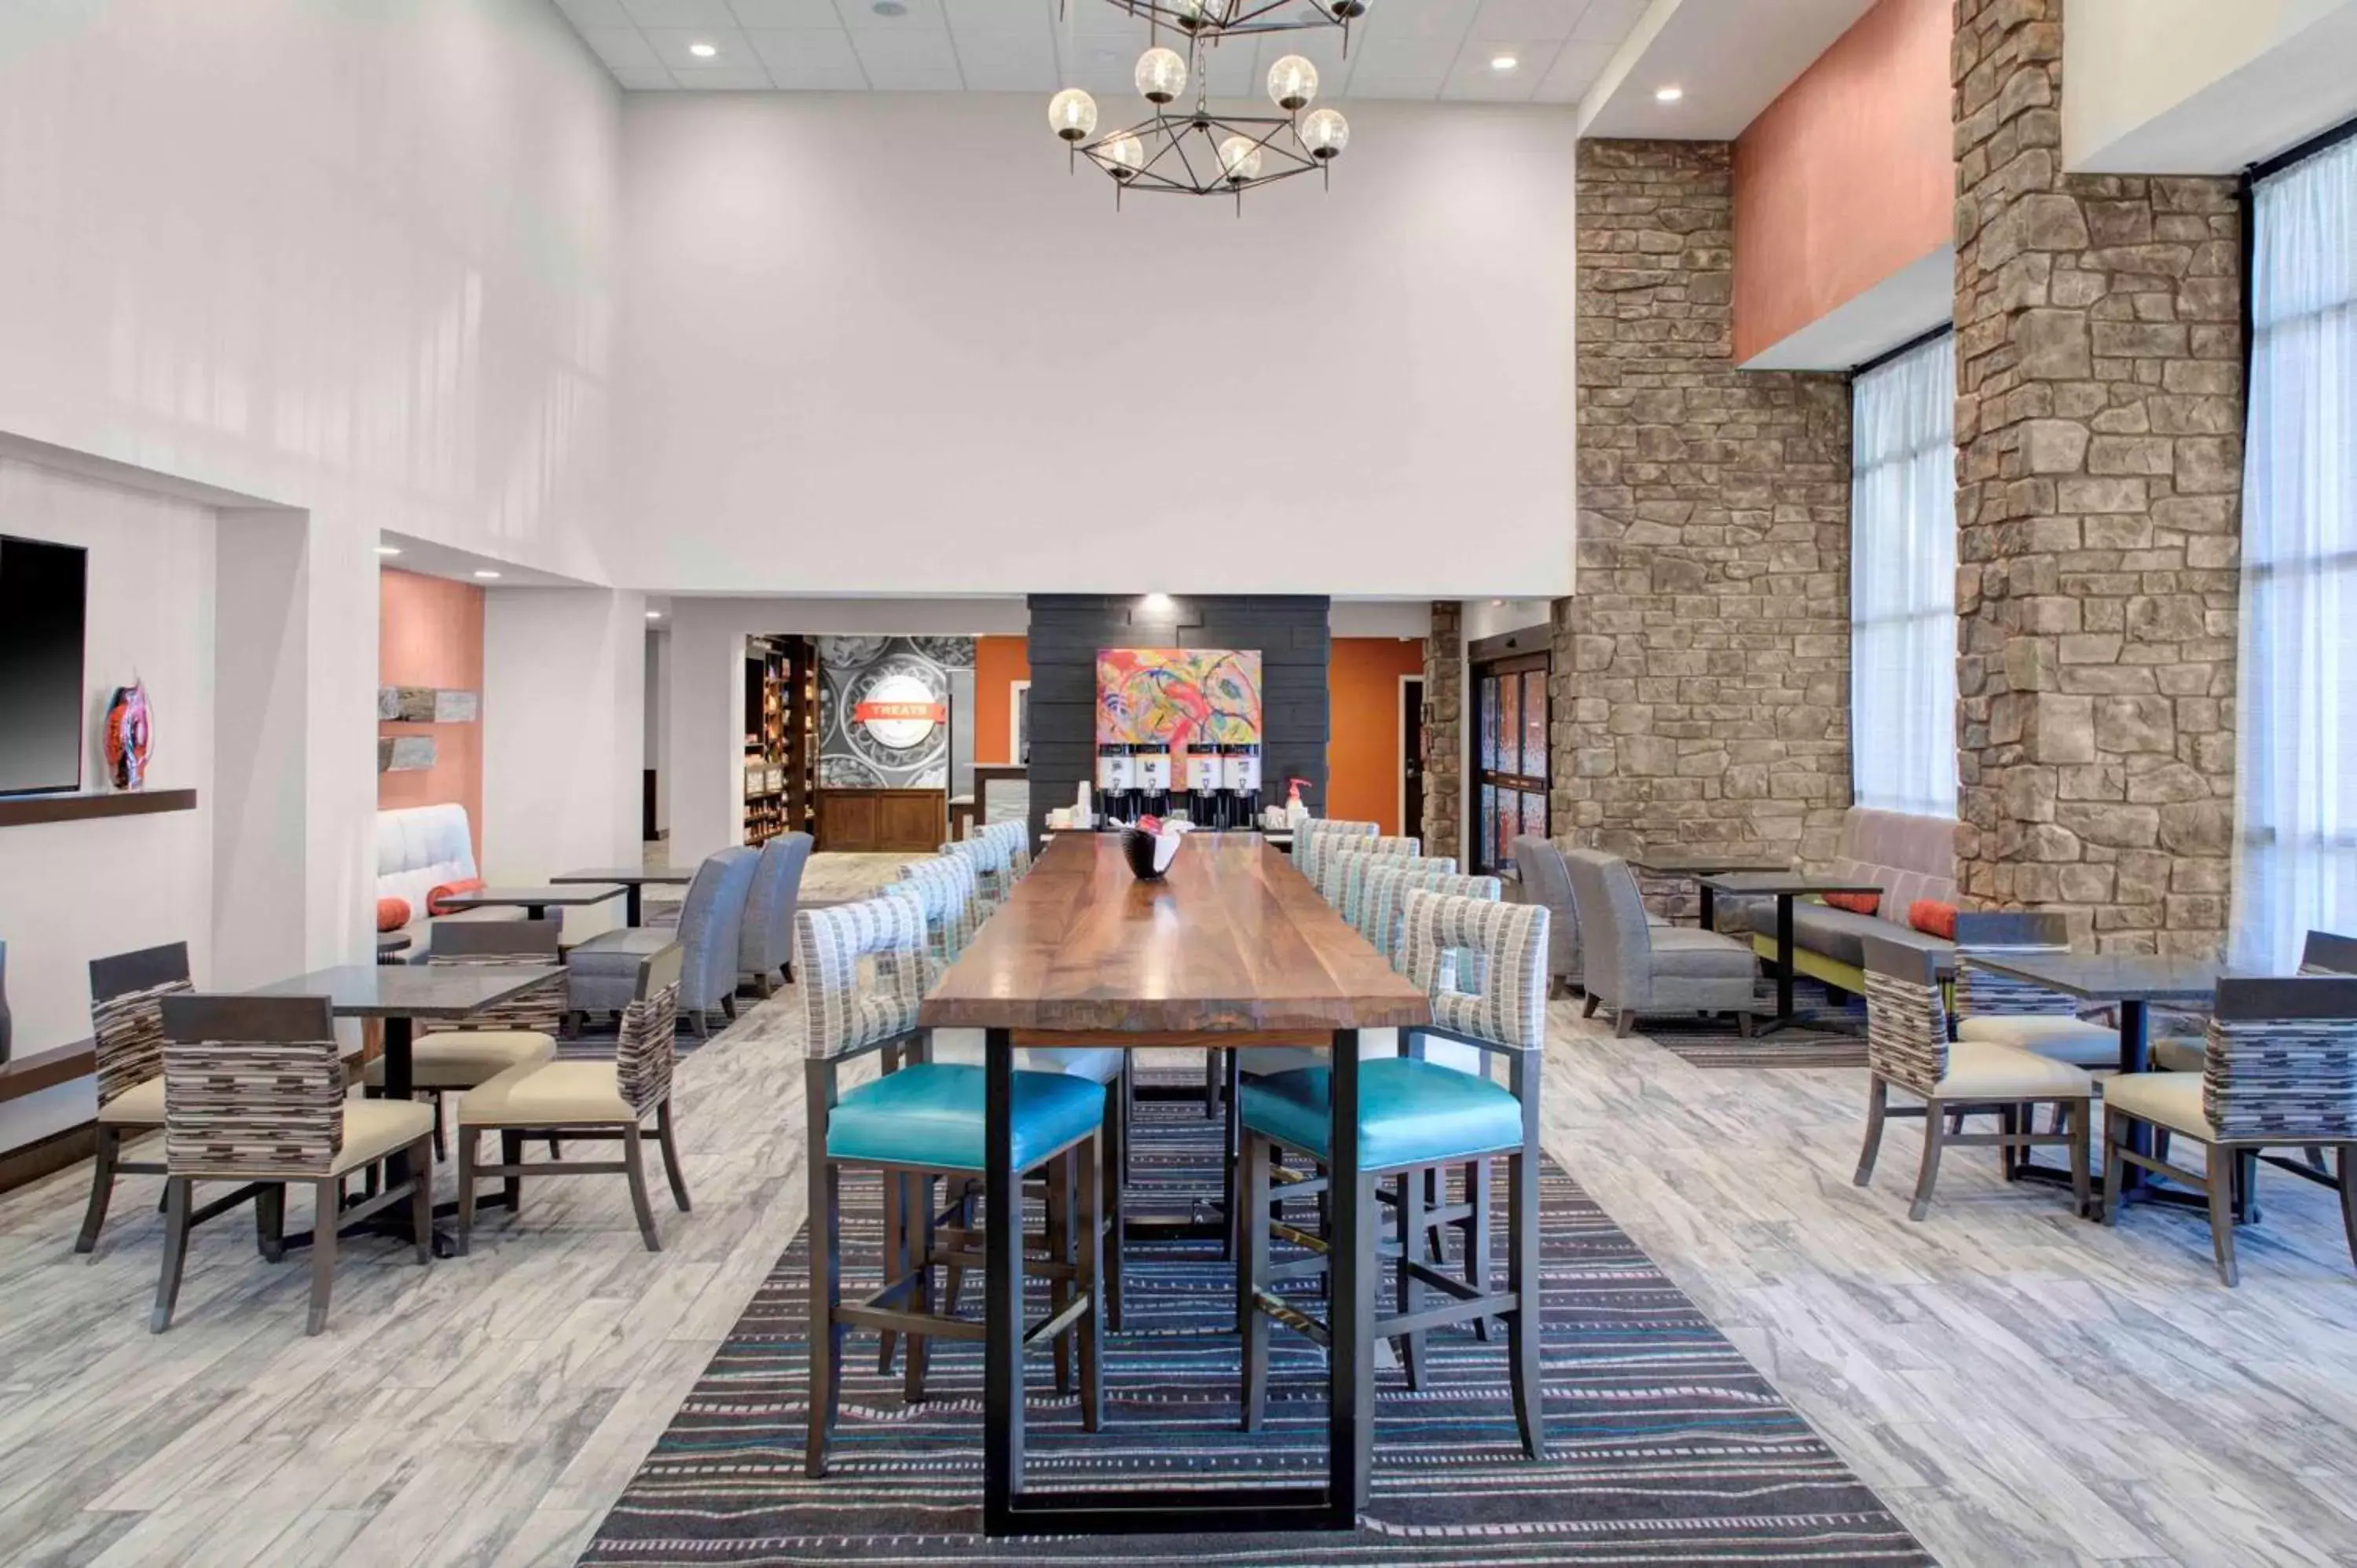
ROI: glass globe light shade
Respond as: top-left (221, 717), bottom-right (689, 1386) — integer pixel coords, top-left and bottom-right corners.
top-left (1299, 107), bottom-right (1351, 160)
top-left (1267, 55), bottom-right (1318, 112)
top-left (1169, 0), bottom-right (1222, 28)
top-left (1098, 132), bottom-right (1146, 179)
top-left (1217, 134), bottom-right (1264, 184)
top-left (1135, 46), bottom-right (1188, 104)
top-left (1325, 0), bottom-right (1369, 17)
top-left (1047, 88), bottom-right (1098, 143)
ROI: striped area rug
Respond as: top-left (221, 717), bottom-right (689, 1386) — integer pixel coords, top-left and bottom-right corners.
top-left (1633, 982), bottom-right (1872, 1070)
top-left (580, 1094), bottom-right (1931, 1566)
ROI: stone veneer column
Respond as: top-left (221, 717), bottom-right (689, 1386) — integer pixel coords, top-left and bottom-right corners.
top-left (1421, 599), bottom-right (1462, 860)
top-left (1952, 0), bottom-right (2240, 956)
top-left (1557, 141), bottom-right (1853, 913)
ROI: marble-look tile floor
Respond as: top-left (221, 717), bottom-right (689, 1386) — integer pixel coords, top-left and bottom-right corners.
top-left (2, 992), bottom-right (2355, 1566)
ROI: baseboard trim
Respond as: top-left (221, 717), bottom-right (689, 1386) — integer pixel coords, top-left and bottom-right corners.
top-left (0, 1120), bottom-right (99, 1197)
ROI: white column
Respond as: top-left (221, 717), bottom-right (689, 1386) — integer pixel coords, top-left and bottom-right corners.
top-left (663, 600), bottom-right (742, 869)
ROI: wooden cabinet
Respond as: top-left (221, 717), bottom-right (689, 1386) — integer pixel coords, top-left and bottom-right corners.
top-left (818, 788), bottom-right (947, 853)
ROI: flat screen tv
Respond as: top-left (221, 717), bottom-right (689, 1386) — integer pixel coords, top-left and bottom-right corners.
top-left (0, 534), bottom-right (90, 796)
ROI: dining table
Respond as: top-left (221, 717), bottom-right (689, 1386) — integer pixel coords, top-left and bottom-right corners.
top-left (918, 830), bottom-right (1431, 1537)
top-left (1629, 852), bottom-right (1792, 929)
top-left (1695, 871), bottom-right (1891, 1031)
top-left (551, 866), bottom-right (693, 926)
top-left (243, 962), bottom-right (563, 1252)
top-left (435, 884), bottom-right (626, 922)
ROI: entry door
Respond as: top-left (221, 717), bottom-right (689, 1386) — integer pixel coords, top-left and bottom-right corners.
top-left (1401, 676), bottom-right (1426, 841)
top-left (1472, 653), bottom-right (1549, 877)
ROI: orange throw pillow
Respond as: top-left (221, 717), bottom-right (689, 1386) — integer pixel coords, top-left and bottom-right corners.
top-left (376, 896), bottom-right (412, 932)
top-left (1908, 899), bottom-right (1958, 940)
top-left (425, 878), bottom-right (483, 917)
top-left (1823, 891), bottom-right (1882, 916)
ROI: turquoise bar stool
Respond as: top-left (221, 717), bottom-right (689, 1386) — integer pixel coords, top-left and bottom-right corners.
top-left (797, 896), bottom-right (1108, 1478)
top-left (1236, 889), bottom-right (1549, 1470)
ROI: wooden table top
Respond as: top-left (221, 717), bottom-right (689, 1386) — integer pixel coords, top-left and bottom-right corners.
top-left (918, 833), bottom-right (1431, 1038)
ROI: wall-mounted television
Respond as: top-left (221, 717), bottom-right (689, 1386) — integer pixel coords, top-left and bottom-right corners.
top-left (0, 534), bottom-right (90, 796)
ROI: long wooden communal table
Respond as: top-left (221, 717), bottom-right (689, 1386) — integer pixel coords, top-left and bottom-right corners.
top-left (919, 830), bottom-right (1431, 1537)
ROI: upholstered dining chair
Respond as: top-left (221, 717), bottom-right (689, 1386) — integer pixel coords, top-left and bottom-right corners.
top-left (569, 845), bottom-right (759, 1039)
top-left (1292, 818), bottom-right (1378, 888)
top-left (2102, 976), bottom-right (2357, 1286)
top-left (973, 818), bottom-right (1032, 881)
top-left (454, 941), bottom-right (691, 1254)
top-left (1952, 911), bottom-right (2119, 1067)
top-left (154, 994), bottom-right (434, 1335)
top-left (797, 896), bottom-right (1108, 1477)
top-left (1563, 850), bottom-right (1761, 1037)
top-left (739, 830), bottom-right (813, 998)
top-left (76, 943), bottom-right (192, 1256)
top-left (363, 918), bottom-right (562, 1160)
top-left (1316, 836), bottom-right (1423, 907)
top-left (943, 833), bottom-right (1017, 918)
top-left (1854, 932), bottom-right (2095, 1221)
top-left (1510, 835), bottom-right (1581, 997)
top-left (2152, 929), bottom-right (2357, 1073)
top-left (1235, 889), bottom-right (1549, 1467)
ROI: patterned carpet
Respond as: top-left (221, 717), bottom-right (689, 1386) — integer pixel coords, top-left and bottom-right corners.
top-left (1633, 981), bottom-right (1871, 1070)
top-left (578, 1092), bottom-right (1931, 1566)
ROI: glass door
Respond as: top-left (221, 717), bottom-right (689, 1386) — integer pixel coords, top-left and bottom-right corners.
top-left (1473, 652), bottom-right (1549, 877)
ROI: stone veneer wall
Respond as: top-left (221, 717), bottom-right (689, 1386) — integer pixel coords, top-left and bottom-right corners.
top-left (1952, 0), bottom-right (2240, 955)
top-left (1421, 600), bottom-right (1463, 859)
top-left (1558, 141), bottom-right (1853, 912)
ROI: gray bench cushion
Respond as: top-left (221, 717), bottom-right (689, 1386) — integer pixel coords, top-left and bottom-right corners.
top-left (1791, 903), bottom-right (1952, 970)
top-left (1648, 926), bottom-right (1760, 980)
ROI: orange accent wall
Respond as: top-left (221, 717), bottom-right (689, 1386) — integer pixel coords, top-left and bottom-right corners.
top-left (1327, 638), bottom-right (1425, 837)
top-left (1731, 0), bottom-right (1952, 363)
top-left (377, 569), bottom-right (484, 864)
top-left (973, 635), bottom-right (1031, 767)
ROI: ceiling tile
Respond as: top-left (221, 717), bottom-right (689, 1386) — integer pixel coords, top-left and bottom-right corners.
top-left (620, 0), bottom-right (739, 25)
top-left (642, 25), bottom-right (757, 66)
top-left (1534, 37), bottom-right (1617, 101)
top-left (835, 0), bottom-right (950, 29)
top-left (746, 27), bottom-right (869, 85)
top-left (951, 30), bottom-right (1060, 92)
top-left (577, 26), bottom-right (664, 68)
top-left (849, 24), bottom-right (960, 73)
top-left (726, 0), bottom-right (841, 22)
top-left (1570, 0), bottom-right (1648, 42)
top-left (1356, 0), bottom-right (1479, 38)
top-left (555, 0), bottom-right (638, 27)
top-left (1347, 75), bottom-right (1446, 101)
top-left (1472, 0), bottom-right (1582, 41)
top-left (671, 60), bottom-right (783, 86)
top-left (609, 65), bottom-right (680, 88)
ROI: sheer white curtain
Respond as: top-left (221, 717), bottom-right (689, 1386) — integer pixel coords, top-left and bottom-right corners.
top-left (2232, 134), bottom-right (2357, 971)
top-left (1849, 332), bottom-right (1958, 819)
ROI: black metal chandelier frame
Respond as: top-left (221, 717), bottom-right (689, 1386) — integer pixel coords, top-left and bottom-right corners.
top-left (1075, 108), bottom-right (1325, 211)
top-left (1081, 0), bottom-right (1365, 45)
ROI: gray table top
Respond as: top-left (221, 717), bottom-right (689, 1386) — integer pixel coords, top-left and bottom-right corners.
top-left (243, 963), bottom-right (563, 1019)
top-left (1695, 872), bottom-right (1886, 897)
top-left (1633, 854), bottom-right (1794, 876)
top-left (439, 885), bottom-right (627, 909)
top-left (1966, 952), bottom-right (2228, 1004)
top-left (551, 866), bottom-right (695, 886)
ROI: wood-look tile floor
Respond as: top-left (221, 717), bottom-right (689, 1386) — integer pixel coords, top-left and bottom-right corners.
top-left (4, 994), bottom-right (2356, 1566)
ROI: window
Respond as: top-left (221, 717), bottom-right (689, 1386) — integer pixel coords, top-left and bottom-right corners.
top-left (1849, 331), bottom-right (1958, 818)
top-left (2231, 130), bottom-right (2357, 971)
top-left (1473, 653), bottom-right (1548, 877)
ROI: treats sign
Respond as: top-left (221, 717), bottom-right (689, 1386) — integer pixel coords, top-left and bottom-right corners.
top-left (854, 673), bottom-right (946, 749)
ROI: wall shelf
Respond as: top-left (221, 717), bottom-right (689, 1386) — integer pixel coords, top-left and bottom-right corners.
top-left (0, 788), bottom-right (198, 829)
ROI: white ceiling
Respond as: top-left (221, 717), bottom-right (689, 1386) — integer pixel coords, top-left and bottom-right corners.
top-left (552, 0), bottom-right (1653, 104)
top-left (377, 533), bottom-right (591, 589)
top-left (1578, 0), bottom-right (1878, 138)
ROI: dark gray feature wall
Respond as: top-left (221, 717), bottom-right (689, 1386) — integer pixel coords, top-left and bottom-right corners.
top-left (1025, 595), bottom-right (1331, 846)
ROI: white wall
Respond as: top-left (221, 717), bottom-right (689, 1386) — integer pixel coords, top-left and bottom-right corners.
top-left (2065, 0), bottom-right (2357, 172)
top-left (0, 457), bottom-right (214, 1147)
top-left (645, 626), bottom-right (668, 837)
top-left (0, 0), bottom-right (622, 582)
top-left (617, 93), bottom-right (1578, 599)
top-left (482, 588), bottom-right (647, 942)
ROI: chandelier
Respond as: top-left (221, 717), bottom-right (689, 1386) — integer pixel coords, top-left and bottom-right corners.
top-left (1045, 1), bottom-right (1365, 211)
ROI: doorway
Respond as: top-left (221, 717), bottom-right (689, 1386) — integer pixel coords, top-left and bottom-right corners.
top-left (1399, 674), bottom-right (1425, 841)
top-left (1471, 649), bottom-right (1549, 877)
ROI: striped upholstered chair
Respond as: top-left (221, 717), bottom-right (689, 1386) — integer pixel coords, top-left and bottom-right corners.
top-left (75, 943), bottom-right (192, 1256)
top-left (1332, 852), bottom-right (1457, 943)
top-left (453, 942), bottom-right (691, 1255)
top-left (364, 918), bottom-right (562, 1159)
top-left (942, 833), bottom-right (1017, 920)
top-left (1292, 818), bottom-right (1378, 888)
top-left (798, 896), bottom-right (1109, 1476)
top-left (1316, 836), bottom-right (1423, 907)
top-left (2102, 976), bottom-right (2357, 1286)
top-left (2152, 929), bottom-right (2357, 1073)
top-left (153, 994), bottom-right (435, 1335)
top-left (1237, 890), bottom-right (1548, 1467)
top-left (1952, 911), bottom-right (2118, 1067)
top-left (972, 819), bottom-right (1032, 881)
top-left (1854, 932), bottom-right (2095, 1221)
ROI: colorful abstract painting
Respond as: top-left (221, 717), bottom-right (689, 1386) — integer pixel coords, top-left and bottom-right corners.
top-left (1094, 649), bottom-right (1263, 749)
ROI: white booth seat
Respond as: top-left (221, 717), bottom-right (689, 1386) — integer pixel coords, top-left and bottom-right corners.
top-left (377, 803), bottom-right (478, 916)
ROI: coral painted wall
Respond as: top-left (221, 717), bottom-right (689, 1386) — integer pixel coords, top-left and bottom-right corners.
top-left (973, 635), bottom-right (1030, 767)
top-left (377, 569), bottom-right (484, 864)
top-left (1731, 0), bottom-right (1952, 362)
top-left (1327, 638), bottom-right (1425, 837)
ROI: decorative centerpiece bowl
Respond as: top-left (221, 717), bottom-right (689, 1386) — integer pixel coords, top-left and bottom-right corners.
top-left (1121, 820), bottom-right (1186, 881)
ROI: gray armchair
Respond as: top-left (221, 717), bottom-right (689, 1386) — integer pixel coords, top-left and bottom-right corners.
top-left (1564, 848), bottom-right (1761, 1037)
top-left (739, 832), bottom-right (813, 997)
top-left (569, 846), bottom-right (760, 1038)
top-left (1511, 835), bottom-right (1579, 997)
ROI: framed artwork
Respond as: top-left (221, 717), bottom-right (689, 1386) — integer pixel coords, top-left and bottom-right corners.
top-left (1094, 648), bottom-right (1263, 747)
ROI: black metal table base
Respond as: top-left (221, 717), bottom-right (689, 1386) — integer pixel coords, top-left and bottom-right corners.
top-left (273, 1193), bottom-right (511, 1258)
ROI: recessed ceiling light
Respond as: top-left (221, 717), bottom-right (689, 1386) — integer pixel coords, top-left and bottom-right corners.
top-left (1655, 85), bottom-right (1684, 102)
top-left (376, 545), bottom-right (401, 557)
top-left (872, 0), bottom-right (907, 15)
top-left (687, 41), bottom-right (717, 57)
top-left (1140, 593), bottom-right (1175, 613)
top-left (474, 570), bottom-right (502, 580)
top-left (1490, 53), bottom-right (1519, 71)
top-left (646, 610), bottom-right (663, 620)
